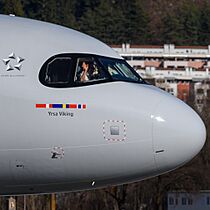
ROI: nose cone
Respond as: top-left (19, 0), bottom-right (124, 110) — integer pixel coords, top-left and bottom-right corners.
top-left (153, 94), bottom-right (206, 173)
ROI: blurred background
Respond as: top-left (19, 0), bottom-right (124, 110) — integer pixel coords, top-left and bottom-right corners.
top-left (1, 0), bottom-right (210, 45)
top-left (1, 0), bottom-right (210, 210)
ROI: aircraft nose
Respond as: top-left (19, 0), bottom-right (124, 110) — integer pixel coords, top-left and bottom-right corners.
top-left (153, 95), bottom-right (206, 172)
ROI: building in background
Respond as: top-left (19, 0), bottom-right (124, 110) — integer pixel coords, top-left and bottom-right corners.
top-left (194, 80), bottom-right (210, 112)
top-left (112, 44), bottom-right (210, 80)
top-left (177, 82), bottom-right (190, 102)
top-left (167, 191), bottom-right (210, 210)
top-left (111, 44), bottom-right (210, 111)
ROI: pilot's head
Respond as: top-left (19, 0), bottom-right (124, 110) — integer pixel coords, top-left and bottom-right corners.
top-left (82, 61), bottom-right (89, 72)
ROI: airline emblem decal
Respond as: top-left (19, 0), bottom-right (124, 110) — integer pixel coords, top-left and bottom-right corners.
top-left (2, 52), bottom-right (25, 71)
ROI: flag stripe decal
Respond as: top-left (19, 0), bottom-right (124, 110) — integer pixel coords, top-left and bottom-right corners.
top-left (36, 104), bottom-right (87, 109)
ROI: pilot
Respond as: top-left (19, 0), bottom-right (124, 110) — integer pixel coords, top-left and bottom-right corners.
top-left (79, 60), bottom-right (101, 82)
top-left (80, 61), bottom-right (90, 82)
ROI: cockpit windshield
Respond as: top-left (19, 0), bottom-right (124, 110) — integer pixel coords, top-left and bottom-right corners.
top-left (98, 57), bottom-right (144, 83)
top-left (39, 54), bottom-right (146, 88)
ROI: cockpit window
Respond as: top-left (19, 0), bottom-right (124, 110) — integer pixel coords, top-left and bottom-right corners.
top-left (45, 57), bottom-right (72, 84)
top-left (74, 57), bottom-right (108, 83)
top-left (39, 53), bottom-right (146, 88)
top-left (98, 57), bottom-right (143, 83)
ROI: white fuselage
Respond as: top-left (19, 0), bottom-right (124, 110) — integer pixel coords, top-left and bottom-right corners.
top-left (0, 15), bottom-right (206, 195)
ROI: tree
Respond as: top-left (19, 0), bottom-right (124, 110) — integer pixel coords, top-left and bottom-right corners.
top-left (2, 0), bottom-right (24, 16)
top-left (177, 1), bottom-right (201, 45)
top-left (0, 0), bottom-right (3, 13)
top-left (105, 185), bottom-right (128, 210)
top-left (35, 0), bottom-right (57, 22)
top-left (119, 0), bottom-right (149, 44)
top-left (198, 1), bottom-right (210, 45)
top-left (80, 0), bottom-right (125, 44)
top-left (55, 0), bottom-right (76, 28)
top-left (162, 12), bottom-right (184, 45)
top-left (74, 0), bottom-right (100, 20)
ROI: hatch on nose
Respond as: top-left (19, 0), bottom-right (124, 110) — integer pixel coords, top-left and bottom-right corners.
top-left (103, 120), bottom-right (126, 142)
top-left (152, 96), bottom-right (206, 172)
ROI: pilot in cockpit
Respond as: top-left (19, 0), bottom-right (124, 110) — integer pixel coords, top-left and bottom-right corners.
top-left (80, 61), bottom-right (90, 82)
top-left (76, 59), bottom-right (100, 82)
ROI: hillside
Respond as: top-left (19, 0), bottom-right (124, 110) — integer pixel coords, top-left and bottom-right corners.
top-left (1, 0), bottom-right (210, 45)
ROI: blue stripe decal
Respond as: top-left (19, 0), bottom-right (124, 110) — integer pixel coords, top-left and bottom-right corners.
top-left (52, 104), bottom-right (63, 108)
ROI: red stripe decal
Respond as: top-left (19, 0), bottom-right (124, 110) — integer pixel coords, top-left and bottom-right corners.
top-left (36, 104), bottom-right (46, 108)
top-left (70, 104), bottom-right (77, 109)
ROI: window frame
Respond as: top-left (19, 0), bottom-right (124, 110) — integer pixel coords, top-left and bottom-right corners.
top-left (39, 53), bottom-right (146, 88)
top-left (39, 54), bottom-right (76, 88)
top-left (45, 57), bottom-right (73, 85)
top-left (98, 56), bottom-right (144, 83)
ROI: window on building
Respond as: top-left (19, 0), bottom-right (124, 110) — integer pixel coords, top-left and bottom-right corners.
top-left (197, 99), bottom-right (204, 104)
top-left (206, 196), bottom-right (210, 205)
top-left (177, 66), bottom-right (185, 70)
top-left (207, 89), bottom-right (210, 98)
top-left (133, 56), bottom-right (144, 60)
top-left (169, 197), bottom-right (174, 205)
top-left (133, 65), bottom-right (142, 70)
top-left (45, 57), bottom-right (72, 85)
top-left (168, 66), bottom-right (175, 69)
top-left (197, 88), bottom-right (204, 94)
top-left (182, 197), bottom-right (187, 205)
top-left (167, 88), bottom-right (174, 95)
top-left (156, 79), bottom-right (165, 84)
top-left (122, 56), bottom-right (132, 60)
top-left (188, 198), bottom-right (193, 205)
top-left (182, 90), bottom-right (187, 95)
